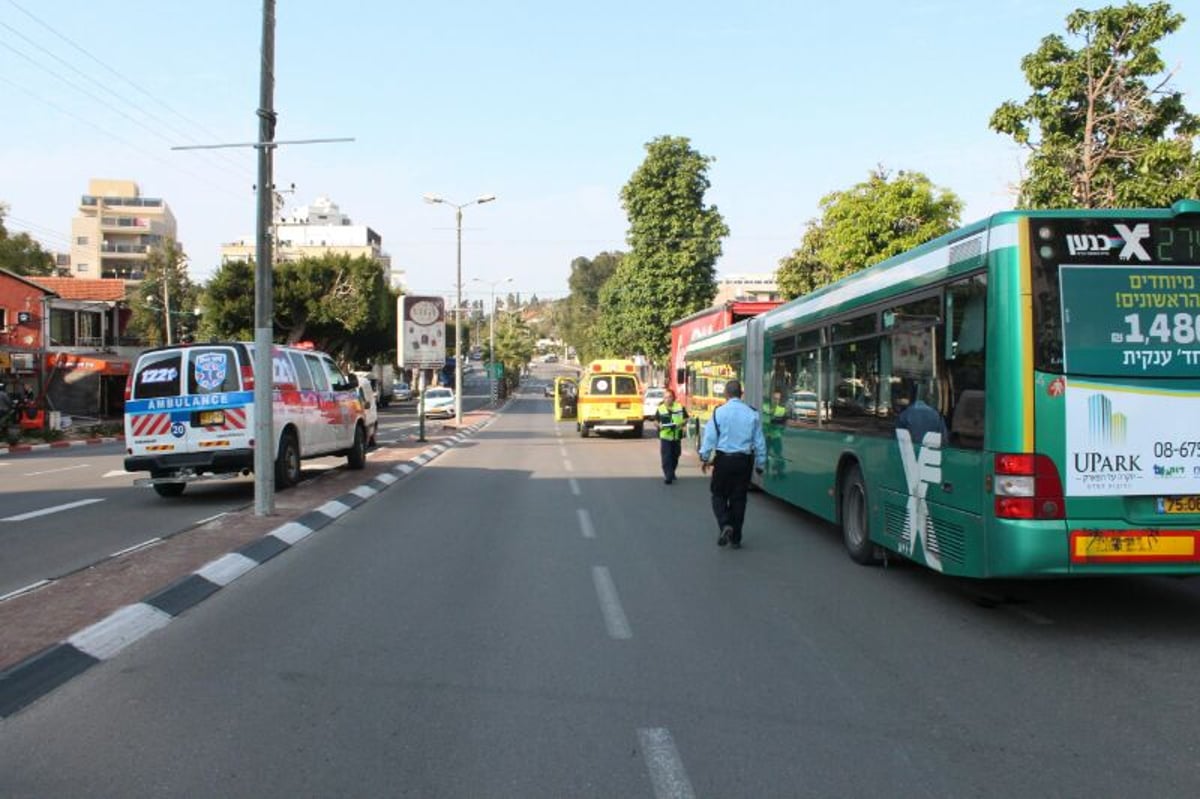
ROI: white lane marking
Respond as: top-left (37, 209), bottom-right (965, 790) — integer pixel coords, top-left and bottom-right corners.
top-left (559, 447), bottom-right (568, 458)
top-left (196, 553), bottom-right (259, 586)
top-left (578, 508), bottom-right (596, 539)
top-left (103, 469), bottom-right (131, 479)
top-left (563, 459), bottom-right (574, 472)
top-left (0, 579), bottom-right (53, 603)
top-left (568, 477), bottom-right (581, 496)
top-left (638, 728), bottom-right (696, 799)
top-left (69, 603), bottom-right (172, 660)
top-left (1, 497), bottom-right (105, 522)
top-left (110, 538), bottom-right (163, 558)
top-left (592, 566), bottom-right (632, 640)
top-left (23, 463), bottom-right (87, 477)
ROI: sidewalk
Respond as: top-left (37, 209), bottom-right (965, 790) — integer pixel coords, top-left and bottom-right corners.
top-left (0, 411), bottom-right (492, 675)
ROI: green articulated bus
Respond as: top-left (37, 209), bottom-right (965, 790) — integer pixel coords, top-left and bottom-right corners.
top-left (685, 200), bottom-right (1200, 578)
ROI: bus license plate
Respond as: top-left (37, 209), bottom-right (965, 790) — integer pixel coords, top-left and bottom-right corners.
top-left (199, 410), bottom-right (225, 426)
top-left (1157, 496), bottom-right (1200, 514)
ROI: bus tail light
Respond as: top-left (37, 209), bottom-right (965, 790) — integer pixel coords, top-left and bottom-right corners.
top-left (994, 453), bottom-right (1064, 520)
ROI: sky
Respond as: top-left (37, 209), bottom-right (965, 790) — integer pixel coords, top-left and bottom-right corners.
top-left (2, 0), bottom-right (1199, 306)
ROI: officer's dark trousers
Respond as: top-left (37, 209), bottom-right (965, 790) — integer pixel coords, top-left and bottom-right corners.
top-left (659, 438), bottom-right (681, 482)
top-left (710, 451), bottom-right (754, 543)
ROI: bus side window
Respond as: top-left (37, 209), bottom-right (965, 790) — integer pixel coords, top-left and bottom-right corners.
top-left (945, 274), bottom-right (987, 449)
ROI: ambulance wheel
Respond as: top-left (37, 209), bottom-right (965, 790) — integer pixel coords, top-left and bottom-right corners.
top-left (275, 431), bottom-right (301, 489)
top-left (152, 481), bottom-right (185, 498)
top-left (347, 424), bottom-right (367, 469)
top-left (579, 423), bottom-right (589, 438)
top-left (840, 463), bottom-right (880, 565)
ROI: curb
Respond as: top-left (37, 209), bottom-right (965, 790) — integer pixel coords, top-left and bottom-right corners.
top-left (0, 437), bottom-right (124, 457)
top-left (0, 417), bottom-right (494, 719)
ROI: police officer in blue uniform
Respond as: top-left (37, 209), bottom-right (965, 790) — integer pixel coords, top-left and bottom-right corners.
top-left (699, 379), bottom-right (766, 549)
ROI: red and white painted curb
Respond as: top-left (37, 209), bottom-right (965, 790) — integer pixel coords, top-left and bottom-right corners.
top-left (0, 437), bottom-right (124, 457)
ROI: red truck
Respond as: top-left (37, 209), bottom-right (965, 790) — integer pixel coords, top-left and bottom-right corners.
top-left (667, 299), bottom-right (781, 410)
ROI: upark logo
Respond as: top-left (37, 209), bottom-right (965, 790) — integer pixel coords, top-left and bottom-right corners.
top-left (1086, 393), bottom-right (1128, 447)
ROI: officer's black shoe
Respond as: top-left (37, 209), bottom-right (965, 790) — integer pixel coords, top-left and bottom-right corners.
top-left (730, 540), bottom-right (742, 550)
top-left (718, 526), bottom-right (732, 547)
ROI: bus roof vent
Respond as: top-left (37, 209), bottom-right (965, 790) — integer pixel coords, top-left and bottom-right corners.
top-left (949, 234), bottom-right (983, 265)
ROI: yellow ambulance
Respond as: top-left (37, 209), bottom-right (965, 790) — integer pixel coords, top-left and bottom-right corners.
top-left (576, 359), bottom-right (644, 438)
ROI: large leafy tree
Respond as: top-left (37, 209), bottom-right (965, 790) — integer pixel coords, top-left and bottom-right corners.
top-left (561, 251), bottom-right (621, 363)
top-left (990, 2), bottom-right (1200, 208)
top-left (492, 310), bottom-right (537, 391)
top-left (596, 135), bottom-right (729, 364)
top-left (199, 253), bottom-right (395, 363)
top-left (776, 168), bottom-right (963, 299)
top-left (0, 203), bottom-right (54, 276)
top-left (127, 239), bottom-right (199, 346)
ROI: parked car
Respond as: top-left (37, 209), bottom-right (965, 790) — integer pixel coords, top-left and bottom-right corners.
top-left (643, 386), bottom-right (666, 420)
top-left (356, 377), bottom-right (379, 446)
top-left (423, 387), bottom-right (456, 418)
top-left (788, 390), bottom-right (821, 420)
top-left (543, 383), bottom-right (554, 398)
top-left (543, 353), bottom-right (559, 363)
top-left (393, 381), bottom-right (414, 402)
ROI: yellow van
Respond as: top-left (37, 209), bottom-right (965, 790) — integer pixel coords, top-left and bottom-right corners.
top-left (577, 359), bottom-right (643, 438)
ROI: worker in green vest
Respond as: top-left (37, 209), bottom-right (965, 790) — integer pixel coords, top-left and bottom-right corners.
top-left (655, 388), bottom-right (689, 484)
top-left (764, 389), bottom-right (788, 477)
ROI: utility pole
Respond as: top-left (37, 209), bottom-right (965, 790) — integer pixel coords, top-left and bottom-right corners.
top-left (253, 0), bottom-right (277, 516)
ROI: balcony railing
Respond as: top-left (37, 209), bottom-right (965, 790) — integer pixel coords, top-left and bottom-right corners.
top-left (81, 195), bottom-right (163, 208)
top-left (100, 243), bottom-right (148, 254)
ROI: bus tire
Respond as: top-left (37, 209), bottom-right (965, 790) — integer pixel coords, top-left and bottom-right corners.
top-left (633, 422), bottom-right (644, 438)
top-left (841, 464), bottom-right (880, 565)
top-left (275, 430), bottom-right (301, 489)
top-left (347, 424), bottom-right (367, 469)
top-left (580, 423), bottom-right (589, 438)
top-left (152, 481), bottom-right (185, 498)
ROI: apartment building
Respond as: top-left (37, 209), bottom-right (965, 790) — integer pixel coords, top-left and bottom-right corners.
top-left (220, 195), bottom-right (396, 283)
top-left (712, 273), bottom-right (780, 304)
top-left (70, 179), bottom-right (178, 280)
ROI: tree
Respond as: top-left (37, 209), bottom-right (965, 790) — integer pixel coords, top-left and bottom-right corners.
top-left (127, 239), bottom-right (198, 346)
top-left (198, 253), bottom-right (395, 364)
top-left (0, 203), bottom-right (55, 276)
top-left (595, 135), bottom-right (729, 364)
top-left (775, 168), bottom-right (963, 299)
top-left (990, 2), bottom-right (1200, 208)
top-left (492, 309), bottom-right (536, 391)
top-left (561, 251), bottom-right (622, 363)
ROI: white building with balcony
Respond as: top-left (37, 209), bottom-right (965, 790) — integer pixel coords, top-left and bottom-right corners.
top-left (70, 179), bottom-right (178, 280)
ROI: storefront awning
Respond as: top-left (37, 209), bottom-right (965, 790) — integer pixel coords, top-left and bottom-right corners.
top-left (45, 352), bottom-right (131, 376)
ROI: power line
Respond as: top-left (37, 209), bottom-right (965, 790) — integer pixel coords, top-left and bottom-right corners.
top-left (3, 214), bottom-right (71, 247)
top-left (3, 0), bottom-right (256, 178)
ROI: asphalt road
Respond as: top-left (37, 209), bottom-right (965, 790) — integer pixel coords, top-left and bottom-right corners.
top-left (2, 387), bottom-right (1200, 797)
top-left (0, 375), bottom-right (493, 599)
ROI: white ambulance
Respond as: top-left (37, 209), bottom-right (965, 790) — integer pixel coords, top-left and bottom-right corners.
top-left (123, 342), bottom-right (368, 497)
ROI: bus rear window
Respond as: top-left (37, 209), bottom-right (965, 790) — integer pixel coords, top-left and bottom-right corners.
top-left (133, 353), bottom-right (182, 399)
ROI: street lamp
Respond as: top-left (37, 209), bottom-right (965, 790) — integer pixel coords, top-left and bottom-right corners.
top-left (423, 193), bottom-right (496, 428)
top-left (472, 276), bottom-right (513, 404)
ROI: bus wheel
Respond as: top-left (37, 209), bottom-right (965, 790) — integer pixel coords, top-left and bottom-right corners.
top-left (275, 431), bottom-right (301, 489)
top-left (632, 422), bottom-right (644, 438)
top-left (841, 464), bottom-right (880, 565)
top-left (580, 423), bottom-right (589, 438)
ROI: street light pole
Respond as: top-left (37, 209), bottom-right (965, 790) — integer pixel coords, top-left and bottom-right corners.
top-left (472, 276), bottom-right (512, 404)
top-left (423, 193), bottom-right (496, 428)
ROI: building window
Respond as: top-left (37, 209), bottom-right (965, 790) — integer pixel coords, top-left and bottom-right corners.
top-left (0, 308), bottom-right (7, 331)
top-left (76, 236), bottom-right (89, 245)
top-left (77, 263), bottom-right (89, 273)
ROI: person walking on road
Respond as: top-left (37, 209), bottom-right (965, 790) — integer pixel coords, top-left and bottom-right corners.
top-left (655, 388), bottom-right (688, 484)
top-left (699, 379), bottom-right (766, 549)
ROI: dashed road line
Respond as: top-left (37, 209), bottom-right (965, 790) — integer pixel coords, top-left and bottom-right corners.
top-left (592, 566), bottom-right (631, 640)
top-left (22, 463), bottom-right (87, 477)
top-left (568, 477), bottom-right (581, 496)
top-left (577, 508), bottom-right (596, 539)
top-left (1, 498), bottom-right (105, 522)
top-left (638, 728), bottom-right (696, 799)
top-left (563, 459), bottom-right (574, 472)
